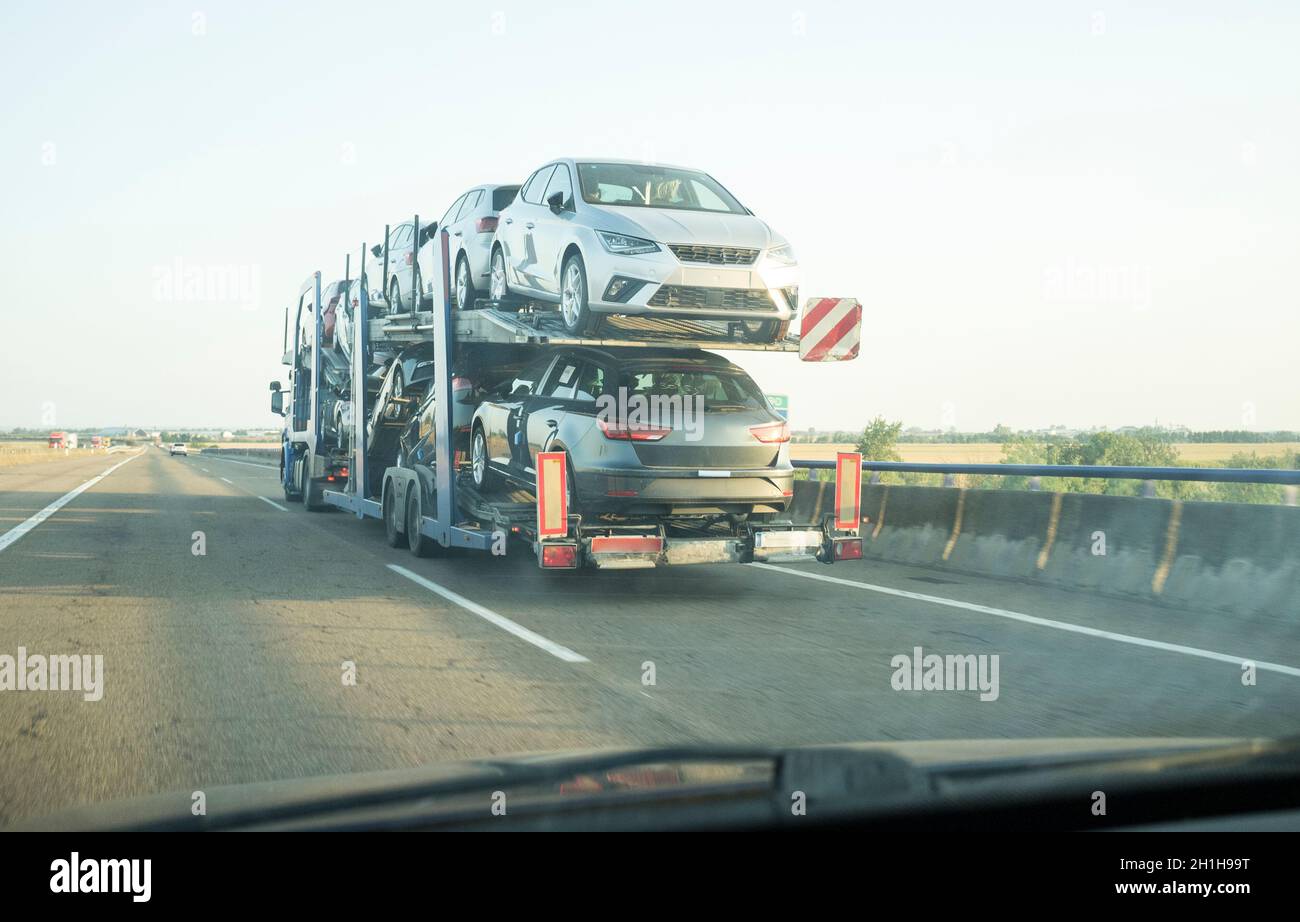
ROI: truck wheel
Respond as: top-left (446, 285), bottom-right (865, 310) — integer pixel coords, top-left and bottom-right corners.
top-left (406, 487), bottom-right (444, 558)
top-left (560, 254), bottom-right (601, 335)
top-left (303, 477), bottom-right (327, 512)
top-left (455, 255), bottom-right (477, 311)
top-left (383, 486), bottom-right (402, 547)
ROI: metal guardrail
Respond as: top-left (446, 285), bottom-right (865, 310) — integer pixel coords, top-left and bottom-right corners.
top-left (792, 459), bottom-right (1300, 486)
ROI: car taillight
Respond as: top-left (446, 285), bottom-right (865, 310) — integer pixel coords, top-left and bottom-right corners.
top-left (476, 216), bottom-right (498, 234)
top-left (541, 544), bottom-right (578, 568)
top-left (597, 418), bottom-right (670, 441)
top-left (404, 252), bottom-right (413, 265)
top-left (749, 421), bottom-right (790, 443)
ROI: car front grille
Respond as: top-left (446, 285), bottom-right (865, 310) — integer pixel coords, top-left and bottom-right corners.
top-left (667, 244), bottom-right (760, 265)
top-left (647, 286), bottom-right (777, 312)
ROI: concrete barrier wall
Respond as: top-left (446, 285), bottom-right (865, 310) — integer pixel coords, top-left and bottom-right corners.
top-left (200, 447), bottom-right (280, 467)
top-left (789, 480), bottom-right (1300, 615)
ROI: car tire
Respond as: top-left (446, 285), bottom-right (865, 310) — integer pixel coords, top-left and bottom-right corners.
top-left (406, 486), bottom-right (443, 557)
top-left (383, 485), bottom-right (402, 547)
top-left (470, 425), bottom-right (496, 492)
top-left (455, 255), bottom-right (477, 311)
top-left (388, 279), bottom-right (401, 315)
top-left (740, 318), bottom-right (790, 344)
top-left (489, 247), bottom-right (509, 303)
top-left (560, 253), bottom-right (601, 335)
top-left (392, 366), bottom-right (405, 400)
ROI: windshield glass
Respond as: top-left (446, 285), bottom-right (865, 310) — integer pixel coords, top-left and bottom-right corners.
top-left (622, 365), bottom-right (767, 410)
top-left (577, 163), bottom-right (746, 213)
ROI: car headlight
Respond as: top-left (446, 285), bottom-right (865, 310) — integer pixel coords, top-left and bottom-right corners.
top-left (596, 231), bottom-right (660, 255)
top-left (764, 242), bottom-right (797, 267)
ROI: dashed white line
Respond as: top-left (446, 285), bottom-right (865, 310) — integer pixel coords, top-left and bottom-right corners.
top-left (0, 452), bottom-right (143, 555)
top-left (388, 564), bottom-right (589, 663)
top-left (750, 562), bottom-right (1300, 678)
top-left (220, 477), bottom-right (233, 484)
top-left (258, 496), bottom-right (289, 512)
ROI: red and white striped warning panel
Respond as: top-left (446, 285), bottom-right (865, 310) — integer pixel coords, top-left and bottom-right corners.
top-left (798, 297), bottom-right (861, 363)
top-left (535, 451), bottom-right (569, 538)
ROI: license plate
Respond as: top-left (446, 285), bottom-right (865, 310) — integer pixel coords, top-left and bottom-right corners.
top-left (680, 268), bottom-right (753, 287)
top-left (698, 470), bottom-right (731, 478)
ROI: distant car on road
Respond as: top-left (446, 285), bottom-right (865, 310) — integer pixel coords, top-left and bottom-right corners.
top-left (437, 183), bottom-right (520, 310)
top-left (169, 443), bottom-right (188, 456)
top-left (469, 346), bottom-right (793, 519)
top-left (489, 159), bottom-right (800, 342)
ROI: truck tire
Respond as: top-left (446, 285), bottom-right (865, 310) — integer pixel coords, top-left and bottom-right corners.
top-left (283, 453), bottom-right (303, 502)
top-left (406, 487), bottom-right (445, 558)
top-left (383, 485), bottom-right (402, 547)
top-left (302, 476), bottom-right (327, 512)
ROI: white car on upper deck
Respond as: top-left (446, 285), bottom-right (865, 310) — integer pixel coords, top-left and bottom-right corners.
top-left (488, 159), bottom-right (800, 343)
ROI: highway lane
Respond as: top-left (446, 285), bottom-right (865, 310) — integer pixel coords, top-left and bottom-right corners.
top-left (2, 447), bottom-right (1299, 826)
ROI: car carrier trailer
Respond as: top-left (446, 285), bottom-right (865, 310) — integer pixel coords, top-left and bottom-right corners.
top-left (273, 214), bottom-right (866, 570)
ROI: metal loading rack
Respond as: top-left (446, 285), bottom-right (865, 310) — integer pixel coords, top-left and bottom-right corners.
top-left (371, 305), bottom-right (800, 351)
top-left (277, 213), bottom-right (863, 569)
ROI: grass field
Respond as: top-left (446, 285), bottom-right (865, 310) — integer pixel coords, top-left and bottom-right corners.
top-left (790, 442), bottom-right (1300, 465)
top-left (0, 441), bottom-right (71, 469)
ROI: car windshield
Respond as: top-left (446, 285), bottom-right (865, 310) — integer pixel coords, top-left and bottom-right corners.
top-left (576, 163), bottom-right (746, 214)
top-left (622, 365), bottom-right (767, 410)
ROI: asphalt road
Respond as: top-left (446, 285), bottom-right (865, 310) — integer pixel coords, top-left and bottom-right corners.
top-left (2, 448), bottom-right (1298, 826)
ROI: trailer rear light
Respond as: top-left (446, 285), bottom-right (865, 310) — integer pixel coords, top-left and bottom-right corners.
top-left (541, 544), bottom-right (578, 568)
top-left (476, 216), bottom-right (498, 234)
top-left (597, 418), bottom-right (670, 441)
top-left (590, 536), bottom-right (663, 555)
top-left (340, 467), bottom-right (349, 478)
top-left (749, 421), bottom-right (790, 443)
top-left (834, 537), bottom-right (863, 560)
top-left (326, 475), bottom-right (335, 482)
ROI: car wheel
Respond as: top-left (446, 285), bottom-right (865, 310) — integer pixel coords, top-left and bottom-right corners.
top-left (412, 264), bottom-right (426, 309)
top-left (471, 425), bottom-right (496, 491)
top-left (560, 253), bottom-right (601, 335)
top-left (455, 255), bottom-right (477, 311)
top-left (392, 366), bottom-right (405, 400)
top-left (406, 486), bottom-right (443, 557)
top-left (740, 318), bottom-right (790, 344)
top-left (383, 485), bottom-right (402, 547)
top-left (489, 247), bottom-right (508, 302)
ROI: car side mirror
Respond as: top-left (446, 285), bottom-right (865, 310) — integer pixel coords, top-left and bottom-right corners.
top-left (547, 191), bottom-right (566, 214)
top-left (512, 384), bottom-right (531, 397)
top-left (370, 244), bottom-right (382, 258)
top-left (270, 391), bottom-right (284, 416)
top-left (419, 224), bottom-right (436, 244)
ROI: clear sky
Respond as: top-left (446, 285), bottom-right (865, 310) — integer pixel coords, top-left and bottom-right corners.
top-left (2, 0), bottom-right (1297, 433)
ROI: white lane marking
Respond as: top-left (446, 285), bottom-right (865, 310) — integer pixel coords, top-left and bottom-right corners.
top-left (203, 456), bottom-right (278, 471)
top-left (258, 496), bottom-right (289, 512)
top-left (750, 562), bottom-right (1300, 679)
top-left (388, 563), bottom-right (589, 663)
top-left (220, 477), bottom-right (233, 484)
top-left (200, 468), bottom-right (209, 473)
top-left (0, 452), bottom-right (142, 555)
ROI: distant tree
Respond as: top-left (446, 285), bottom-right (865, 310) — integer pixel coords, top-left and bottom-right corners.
top-left (856, 417), bottom-right (903, 461)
